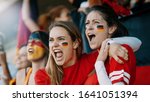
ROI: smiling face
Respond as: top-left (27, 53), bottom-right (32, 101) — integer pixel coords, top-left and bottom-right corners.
top-left (16, 46), bottom-right (31, 69)
top-left (49, 26), bottom-right (77, 68)
top-left (85, 11), bottom-right (110, 50)
top-left (27, 36), bottom-right (46, 61)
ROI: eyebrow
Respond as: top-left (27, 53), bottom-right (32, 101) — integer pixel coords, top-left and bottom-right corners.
top-left (92, 19), bottom-right (101, 21)
top-left (49, 36), bottom-right (66, 39)
top-left (86, 19), bottom-right (101, 22)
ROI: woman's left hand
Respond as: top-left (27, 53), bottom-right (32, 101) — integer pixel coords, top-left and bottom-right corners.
top-left (97, 39), bottom-right (110, 62)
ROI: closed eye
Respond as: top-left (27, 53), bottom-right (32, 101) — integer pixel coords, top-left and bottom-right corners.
top-left (49, 38), bottom-right (54, 42)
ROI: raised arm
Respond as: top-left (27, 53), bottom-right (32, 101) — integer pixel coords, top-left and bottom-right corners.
top-left (22, 0), bottom-right (40, 32)
top-left (95, 40), bottom-right (124, 85)
top-left (112, 37), bottom-right (142, 52)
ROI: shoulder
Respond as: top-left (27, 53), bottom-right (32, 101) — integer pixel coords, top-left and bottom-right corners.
top-left (81, 51), bottom-right (98, 60)
top-left (79, 51), bottom-right (98, 67)
top-left (35, 69), bottom-right (51, 85)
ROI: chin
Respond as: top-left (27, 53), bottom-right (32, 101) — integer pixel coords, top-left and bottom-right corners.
top-left (54, 59), bottom-right (64, 66)
top-left (90, 45), bottom-right (98, 50)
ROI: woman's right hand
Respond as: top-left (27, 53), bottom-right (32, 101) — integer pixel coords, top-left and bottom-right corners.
top-left (109, 43), bottom-right (128, 64)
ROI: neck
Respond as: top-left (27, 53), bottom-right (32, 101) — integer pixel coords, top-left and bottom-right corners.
top-left (63, 50), bottom-right (77, 68)
top-left (31, 56), bottom-right (47, 73)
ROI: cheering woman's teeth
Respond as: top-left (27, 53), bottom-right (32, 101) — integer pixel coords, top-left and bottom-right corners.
top-left (54, 49), bottom-right (63, 60)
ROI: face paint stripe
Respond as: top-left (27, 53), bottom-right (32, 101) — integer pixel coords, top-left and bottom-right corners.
top-left (97, 25), bottom-right (104, 32)
top-left (62, 42), bottom-right (68, 47)
top-left (30, 40), bottom-right (45, 48)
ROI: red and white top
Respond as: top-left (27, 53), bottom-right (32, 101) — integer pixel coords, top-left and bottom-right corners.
top-left (85, 44), bottom-right (136, 85)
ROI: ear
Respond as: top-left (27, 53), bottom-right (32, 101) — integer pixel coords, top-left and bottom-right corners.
top-left (108, 25), bottom-right (117, 37)
top-left (73, 40), bottom-right (79, 49)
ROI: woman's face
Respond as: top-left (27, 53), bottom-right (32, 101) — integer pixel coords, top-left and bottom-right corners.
top-left (16, 46), bottom-right (31, 69)
top-left (58, 8), bottom-right (72, 22)
top-left (49, 26), bottom-right (77, 67)
top-left (27, 37), bottom-right (46, 61)
top-left (85, 11), bottom-right (110, 50)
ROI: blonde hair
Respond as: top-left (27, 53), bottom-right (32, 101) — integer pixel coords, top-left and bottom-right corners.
top-left (46, 21), bottom-right (83, 84)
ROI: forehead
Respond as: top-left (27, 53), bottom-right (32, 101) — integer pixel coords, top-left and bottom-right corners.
top-left (86, 11), bottom-right (104, 21)
top-left (19, 46), bottom-right (27, 54)
top-left (49, 26), bottom-right (69, 37)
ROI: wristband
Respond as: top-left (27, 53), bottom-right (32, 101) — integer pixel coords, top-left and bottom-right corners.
top-left (107, 39), bottom-right (116, 45)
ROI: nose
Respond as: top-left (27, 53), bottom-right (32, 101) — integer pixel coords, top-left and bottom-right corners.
top-left (49, 41), bottom-right (59, 47)
top-left (86, 24), bottom-right (94, 31)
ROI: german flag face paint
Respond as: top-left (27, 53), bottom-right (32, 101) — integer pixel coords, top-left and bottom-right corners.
top-left (29, 40), bottom-right (45, 48)
top-left (96, 25), bottom-right (104, 32)
top-left (61, 42), bottom-right (68, 47)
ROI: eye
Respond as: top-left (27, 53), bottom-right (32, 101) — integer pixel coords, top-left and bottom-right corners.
top-left (49, 38), bottom-right (54, 42)
top-left (85, 22), bottom-right (89, 25)
top-left (85, 21), bottom-right (89, 29)
top-left (94, 21), bottom-right (100, 24)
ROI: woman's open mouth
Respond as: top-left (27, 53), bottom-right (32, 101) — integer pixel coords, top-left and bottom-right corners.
top-left (88, 34), bottom-right (96, 41)
top-left (28, 48), bottom-right (34, 54)
top-left (53, 49), bottom-right (63, 61)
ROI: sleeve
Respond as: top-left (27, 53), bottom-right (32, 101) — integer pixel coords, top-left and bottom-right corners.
top-left (108, 44), bottom-right (136, 85)
top-left (35, 69), bottom-right (51, 85)
top-left (95, 61), bottom-right (112, 85)
top-left (112, 37), bottom-right (142, 52)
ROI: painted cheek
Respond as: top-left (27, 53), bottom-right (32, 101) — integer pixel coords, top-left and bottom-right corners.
top-left (32, 46), bottom-right (45, 59)
top-left (96, 25), bottom-right (104, 32)
top-left (61, 42), bottom-right (68, 47)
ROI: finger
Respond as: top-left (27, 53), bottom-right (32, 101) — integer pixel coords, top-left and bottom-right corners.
top-left (113, 55), bottom-right (124, 64)
top-left (104, 42), bottom-right (110, 52)
top-left (117, 49), bottom-right (128, 61)
top-left (118, 48), bottom-right (126, 57)
top-left (100, 40), bottom-right (108, 52)
top-left (124, 54), bottom-right (128, 61)
top-left (121, 46), bottom-right (128, 53)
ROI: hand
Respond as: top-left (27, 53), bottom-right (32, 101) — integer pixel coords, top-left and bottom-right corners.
top-left (97, 39), bottom-right (110, 62)
top-left (109, 43), bottom-right (128, 64)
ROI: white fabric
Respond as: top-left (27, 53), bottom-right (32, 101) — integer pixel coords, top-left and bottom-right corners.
top-left (112, 37), bottom-right (142, 52)
top-left (95, 61), bottom-right (112, 85)
top-left (80, 1), bottom-right (89, 8)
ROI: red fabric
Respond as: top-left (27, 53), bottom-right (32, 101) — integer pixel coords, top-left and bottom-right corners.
top-left (35, 51), bottom-right (98, 85)
top-left (17, 10), bottom-right (31, 48)
top-left (103, 0), bottom-right (131, 16)
top-left (107, 44), bottom-right (136, 84)
top-left (85, 44), bottom-right (136, 85)
top-left (134, 66), bottom-right (150, 85)
top-left (84, 73), bottom-right (98, 85)
top-left (35, 69), bottom-right (51, 85)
